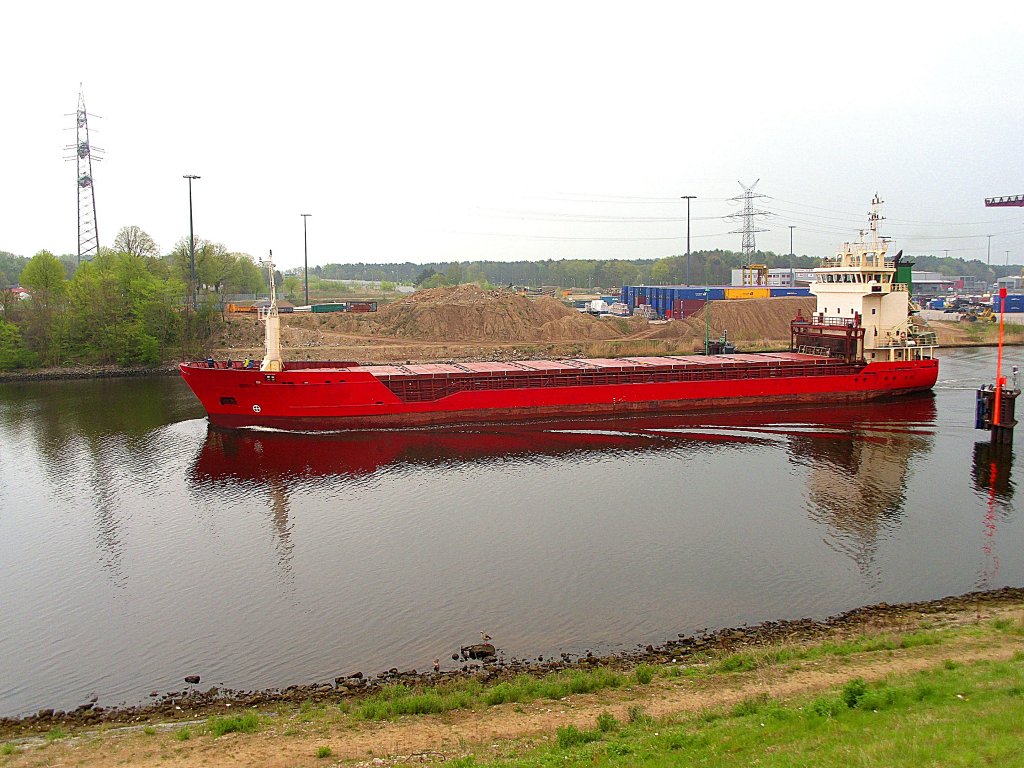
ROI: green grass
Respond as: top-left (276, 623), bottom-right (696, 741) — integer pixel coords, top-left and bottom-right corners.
top-left (710, 630), bottom-right (944, 675)
top-left (316, 745), bottom-right (333, 758)
top-left (1, 743), bottom-right (15, 755)
top-left (206, 712), bottom-right (262, 738)
top-left (633, 664), bottom-right (655, 685)
top-left (353, 668), bottom-right (627, 721)
top-left (175, 726), bottom-right (191, 741)
top-left (448, 655), bottom-right (1024, 766)
top-left (142, 725), bottom-right (157, 736)
top-left (43, 727), bottom-right (67, 742)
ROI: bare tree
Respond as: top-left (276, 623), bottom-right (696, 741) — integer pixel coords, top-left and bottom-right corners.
top-left (113, 226), bottom-right (159, 258)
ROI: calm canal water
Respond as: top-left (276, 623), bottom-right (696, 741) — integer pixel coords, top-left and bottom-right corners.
top-left (1, 347), bottom-right (1022, 717)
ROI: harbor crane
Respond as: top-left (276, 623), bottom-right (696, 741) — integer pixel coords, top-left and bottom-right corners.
top-left (985, 195), bottom-right (1024, 207)
top-left (977, 192), bottom-right (1024, 444)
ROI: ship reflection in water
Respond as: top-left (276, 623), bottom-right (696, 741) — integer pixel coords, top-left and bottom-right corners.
top-left (972, 440), bottom-right (1015, 588)
top-left (191, 394), bottom-right (939, 575)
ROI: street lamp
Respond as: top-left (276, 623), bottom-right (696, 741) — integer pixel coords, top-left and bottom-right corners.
top-left (789, 225), bottom-right (795, 286)
top-left (183, 174), bottom-right (201, 308)
top-left (301, 213), bottom-right (312, 306)
top-left (681, 196), bottom-right (696, 285)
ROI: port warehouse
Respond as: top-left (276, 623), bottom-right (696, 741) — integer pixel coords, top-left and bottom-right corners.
top-left (621, 285), bottom-right (811, 319)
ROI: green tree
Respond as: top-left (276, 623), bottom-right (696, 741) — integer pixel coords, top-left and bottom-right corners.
top-left (282, 275), bottom-right (301, 301)
top-left (20, 250), bottom-right (67, 294)
top-left (419, 272), bottom-right (450, 289)
top-left (0, 252), bottom-right (29, 287)
top-left (0, 319), bottom-right (36, 369)
top-left (445, 262), bottom-right (464, 286)
top-left (18, 250), bottom-right (68, 363)
top-left (63, 252), bottom-right (178, 365)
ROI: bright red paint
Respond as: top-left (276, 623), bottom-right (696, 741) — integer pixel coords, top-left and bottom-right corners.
top-left (180, 352), bottom-right (939, 431)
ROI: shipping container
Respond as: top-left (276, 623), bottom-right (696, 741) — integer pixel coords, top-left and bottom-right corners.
top-left (768, 287), bottom-right (811, 297)
top-left (993, 295), bottom-right (1024, 313)
top-left (680, 299), bottom-right (708, 317)
top-left (311, 303), bottom-right (347, 313)
top-left (725, 287), bottom-right (771, 300)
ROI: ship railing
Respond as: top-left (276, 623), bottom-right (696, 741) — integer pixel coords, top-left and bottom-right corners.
top-left (796, 345), bottom-right (831, 357)
top-left (802, 315), bottom-right (858, 328)
top-left (381, 360), bottom-right (861, 402)
top-left (818, 255), bottom-right (896, 270)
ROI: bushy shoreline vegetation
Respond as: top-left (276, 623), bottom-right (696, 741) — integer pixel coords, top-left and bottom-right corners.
top-left (0, 227), bottom-right (265, 370)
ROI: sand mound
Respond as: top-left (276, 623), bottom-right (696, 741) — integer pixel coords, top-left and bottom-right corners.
top-left (372, 285), bottom-right (621, 342)
top-left (645, 297), bottom-right (817, 345)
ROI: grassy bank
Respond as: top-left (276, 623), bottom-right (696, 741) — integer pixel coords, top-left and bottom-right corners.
top-left (3, 600), bottom-right (1022, 767)
top-left (464, 649), bottom-right (1024, 767)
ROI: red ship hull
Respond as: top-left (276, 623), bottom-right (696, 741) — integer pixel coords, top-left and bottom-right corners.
top-left (180, 352), bottom-right (939, 431)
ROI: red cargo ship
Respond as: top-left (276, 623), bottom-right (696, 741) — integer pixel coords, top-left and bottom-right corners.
top-left (181, 197), bottom-right (938, 431)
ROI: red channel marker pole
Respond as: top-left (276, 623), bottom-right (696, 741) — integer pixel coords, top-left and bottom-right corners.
top-left (994, 287), bottom-right (1007, 428)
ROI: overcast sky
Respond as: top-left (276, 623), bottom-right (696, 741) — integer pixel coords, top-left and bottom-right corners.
top-left (3, 1), bottom-right (1023, 273)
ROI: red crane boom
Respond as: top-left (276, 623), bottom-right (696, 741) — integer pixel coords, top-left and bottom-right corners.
top-left (985, 195), bottom-right (1024, 207)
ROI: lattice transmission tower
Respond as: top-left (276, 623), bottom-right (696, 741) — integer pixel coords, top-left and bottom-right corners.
top-left (64, 84), bottom-right (103, 264)
top-left (726, 179), bottom-right (770, 271)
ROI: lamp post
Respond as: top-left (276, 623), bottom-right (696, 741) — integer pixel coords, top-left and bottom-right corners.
top-left (988, 234), bottom-right (993, 265)
top-left (681, 196), bottom-right (696, 285)
top-left (301, 213), bottom-right (312, 306)
top-left (788, 225), bottom-right (795, 285)
top-left (183, 174), bottom-right (201, 309)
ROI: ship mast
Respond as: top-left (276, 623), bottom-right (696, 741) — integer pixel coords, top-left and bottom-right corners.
top-left (867, 192), bottom-right (885, 258)
top-left (259, 252), bottom-right (283, 372)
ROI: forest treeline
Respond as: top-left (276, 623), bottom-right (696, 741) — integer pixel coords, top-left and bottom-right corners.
top-left (319, 250), bottom-right (1018, 290)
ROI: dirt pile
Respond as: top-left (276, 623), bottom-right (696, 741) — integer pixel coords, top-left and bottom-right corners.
top-left (644, 297), bottom-right (817, 347)
top-left (210, 292), bottom-right (820, 361)
top-left (372, 285), bottom-right (621, 342)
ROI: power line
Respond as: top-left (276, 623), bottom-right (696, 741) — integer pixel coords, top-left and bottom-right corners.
top-left (468, 207), bottom-right (726, 224)
top-left (726, 180), bottom-right (770, 268)
top-left (447, 229), bottom-right (735, 242)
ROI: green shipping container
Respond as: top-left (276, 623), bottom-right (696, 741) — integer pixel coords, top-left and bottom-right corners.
top-left (311, 303), bottom-right (347, 313)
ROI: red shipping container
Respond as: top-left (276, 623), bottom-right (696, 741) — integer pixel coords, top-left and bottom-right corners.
top-left (680, 299), bottom-right (708, 317)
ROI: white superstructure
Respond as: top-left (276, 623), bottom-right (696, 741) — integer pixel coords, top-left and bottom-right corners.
top-left (809, 195), bottom-right (936, 362)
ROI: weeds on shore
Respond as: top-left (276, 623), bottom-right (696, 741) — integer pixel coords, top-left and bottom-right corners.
top-left (457, 654), bottom-right (1024, 766)
top-left (206, 712), bottom-right (262, 738)
top-left (353, 668), bottom-right (628, 721)
top-left (709, 630), bottom-right (945, 676)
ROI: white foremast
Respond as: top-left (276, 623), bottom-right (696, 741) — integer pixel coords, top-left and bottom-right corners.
top-left (259, 252), bottom-right (283, 372)
top-left (809, 195), bottom-right (936, 363)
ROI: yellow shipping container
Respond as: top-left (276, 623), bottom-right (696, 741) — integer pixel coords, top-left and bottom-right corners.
top-left (724, 287), bottom-right (770, 300)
